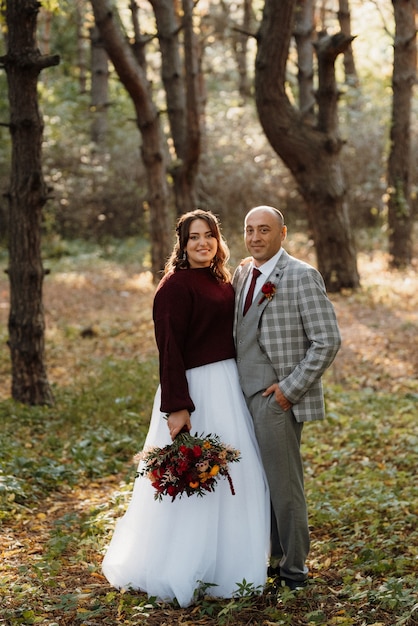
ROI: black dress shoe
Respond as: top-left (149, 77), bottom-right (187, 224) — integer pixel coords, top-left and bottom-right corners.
top-left (280, 577), bottom-right (308, 591)
top-left (267, 565), bottom-right (281, 578)
top-left (267, 568), bottom-right (308, 590)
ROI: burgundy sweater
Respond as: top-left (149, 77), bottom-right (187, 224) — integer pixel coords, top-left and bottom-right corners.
top-left (153, 267), bottom-right (236, 413)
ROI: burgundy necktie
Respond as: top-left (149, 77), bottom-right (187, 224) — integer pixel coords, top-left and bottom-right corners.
top-left (243, 268), bottom-right (261, 316)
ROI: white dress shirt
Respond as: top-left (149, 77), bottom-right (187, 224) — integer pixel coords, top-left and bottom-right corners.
top-left (242, 248), bottom-right (284, 312)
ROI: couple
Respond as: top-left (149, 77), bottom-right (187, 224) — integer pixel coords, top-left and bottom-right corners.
top-left (101, 207), bottom-right (341, 607)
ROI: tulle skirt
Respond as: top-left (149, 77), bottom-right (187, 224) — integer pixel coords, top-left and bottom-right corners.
top-left (102, 358), bottom-right (270, 607)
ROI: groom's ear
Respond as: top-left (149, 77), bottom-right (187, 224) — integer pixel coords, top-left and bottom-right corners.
top-left (239, 256), bottom-right (252, 266)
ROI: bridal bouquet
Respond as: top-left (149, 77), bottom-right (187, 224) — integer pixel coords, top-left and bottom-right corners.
top-left (135, 431), bottom-right (241, 502)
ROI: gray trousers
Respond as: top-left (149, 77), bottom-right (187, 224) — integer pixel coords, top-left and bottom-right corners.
top-left (246, 391), bottom-right (309, 581)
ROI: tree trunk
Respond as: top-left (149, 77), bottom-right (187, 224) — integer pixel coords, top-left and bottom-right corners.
top-left (233, 0), bottom-right (253, 98)
top-left (255, 0), bottom-right (359, 292)
top-left (219, 0), bottom-right (254, 98)
top-left (387, 0), bottom-right (416, 268)
top-left (2, 0), bottom-right (59, 404)
top-left (294, 0), bottom-right (315, 121)
top-left (90, 0), bottom-right (172, 280)
top-left (181, 0), bottom-right (202, 210)
top-left (76, 0), bottom-right (89, 94)
top-left (90, 24), bottom-right (109, 144)
top-left (337, 0), bottom-right (359, 85)
top-left (149, 0), bottom-right (203, 216)
top-left (315, 31), bottom-right (350, 134)
top-left (129, 0), bottom-right (148, 70)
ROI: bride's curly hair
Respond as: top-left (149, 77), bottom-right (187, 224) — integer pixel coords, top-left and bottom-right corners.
top-left (164, 209), bottom-right (231, 282)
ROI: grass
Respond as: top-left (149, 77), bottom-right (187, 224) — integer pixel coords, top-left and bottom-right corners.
top-left (0, 358), bottom-right (158, 512)
top-left (0, 364), bottom-right (417, 625)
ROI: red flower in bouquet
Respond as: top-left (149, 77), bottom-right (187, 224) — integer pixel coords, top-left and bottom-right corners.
top-left (258, 281), bottom-right (276, 305)
top-left (135, 432), bottom-right (241, 502)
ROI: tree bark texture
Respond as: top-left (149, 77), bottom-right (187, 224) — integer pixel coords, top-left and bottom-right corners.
top-left (233, 0), bottom-right (253, 97)
top-left (255, 0), bottom-right (359, 291)
top-left (150, 0), bottom-right (203, 216)
top-left (387, 0), bottom-right (416, 268)
top-left (129, 0), bottom-right (148, 70)
top-left (3, 0), bottom-right (58, 404)
top-left (294, 0), bottom-right (316, 121)
top-left (75, 0), bottom-right (89, 94)
top-left (90, 0), bottom-right (171, 280)
top-left (90, 24), bottom-right (109, 144)
top-left (181, 0), bottom-right (202, 209)
top-left (337, 0), bottom-right (359, 85)
top-left (315, 31), bottom-right (353, 134)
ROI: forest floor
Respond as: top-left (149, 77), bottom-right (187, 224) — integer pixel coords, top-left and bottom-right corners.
top-left (0, 248), bottom-right (417, 625)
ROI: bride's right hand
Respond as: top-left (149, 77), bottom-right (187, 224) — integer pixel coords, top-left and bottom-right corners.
top-left (167, 410), bottom-right (191, 440)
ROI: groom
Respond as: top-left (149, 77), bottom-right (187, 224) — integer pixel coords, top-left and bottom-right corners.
top-left (233, 206), bottom-right (341, 590)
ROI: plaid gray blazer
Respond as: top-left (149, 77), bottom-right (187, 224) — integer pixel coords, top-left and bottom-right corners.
top-left (233, 249), bottom-right (341, 423)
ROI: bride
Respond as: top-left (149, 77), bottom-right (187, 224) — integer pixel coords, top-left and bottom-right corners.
top-left (101, 209), bottom-right (270, 607)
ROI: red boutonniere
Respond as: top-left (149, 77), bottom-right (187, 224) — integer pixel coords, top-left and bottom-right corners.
top-left (258, 281), bottom-right (276, 305)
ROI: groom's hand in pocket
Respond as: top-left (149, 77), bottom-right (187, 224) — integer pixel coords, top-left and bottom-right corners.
top-left (262, 383), bottom-right (292, 412)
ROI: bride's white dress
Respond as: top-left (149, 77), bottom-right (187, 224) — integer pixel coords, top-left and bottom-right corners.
top-left (102, 358), bottom-right (270, 607)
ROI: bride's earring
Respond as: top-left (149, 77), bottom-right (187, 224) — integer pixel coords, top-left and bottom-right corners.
top-left (182, 251), bottom-right (187, 261)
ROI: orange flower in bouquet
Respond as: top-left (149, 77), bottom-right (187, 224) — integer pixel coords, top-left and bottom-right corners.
top-left (135, 431), bottom-right (241, 502)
